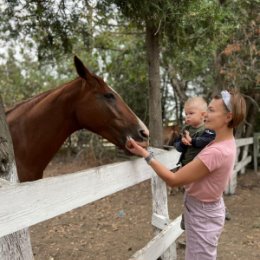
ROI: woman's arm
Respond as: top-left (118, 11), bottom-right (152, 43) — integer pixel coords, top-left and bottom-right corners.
top-left (126, 137), bottom-right (210, 188)
top-left (191, 130), bottom-right (216, 148)
top-left (149, 157), bottom-right (209, 187)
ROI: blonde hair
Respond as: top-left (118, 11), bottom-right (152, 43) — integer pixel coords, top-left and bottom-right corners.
top-left (213, 88), bottom-right (246, 128)
top-left (184, 96), bottom-right (207, 112)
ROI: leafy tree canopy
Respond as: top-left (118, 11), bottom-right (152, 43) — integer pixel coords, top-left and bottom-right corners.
top-left (0, 0), bottom-right (259, 130)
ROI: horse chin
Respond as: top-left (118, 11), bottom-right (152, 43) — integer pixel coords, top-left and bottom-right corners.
top-left (121, 140), bottom-right (148, 156)
top-left (135, 141), bottom-right (149, 149)
top-left (125, 140), bottom-right (149, 150)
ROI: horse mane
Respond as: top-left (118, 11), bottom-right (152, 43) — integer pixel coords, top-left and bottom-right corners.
top-left (5, 78), bottom-right (80, 115)
top-left (5, 90), bottom-right (53, 115)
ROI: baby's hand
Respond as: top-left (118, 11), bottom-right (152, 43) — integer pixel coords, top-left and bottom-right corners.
top-left (181, 131), bottom-right (191, 146)
top-left (184, 131), bottom-right (192, 143)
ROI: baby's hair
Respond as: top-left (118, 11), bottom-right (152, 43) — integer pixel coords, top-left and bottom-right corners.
top-left (212, 88), bottom-right (246, 128)
top-left (184, 96), bottom-right (207, 112)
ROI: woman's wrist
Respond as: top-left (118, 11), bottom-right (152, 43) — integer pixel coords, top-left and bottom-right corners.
top-left (144, 151), bottom-right (154, 165)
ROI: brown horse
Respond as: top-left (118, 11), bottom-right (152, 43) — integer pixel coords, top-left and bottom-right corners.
top-left (163, 124), bottom-right (180, 147)
top-left (6, 56), bottom-right (149, 182)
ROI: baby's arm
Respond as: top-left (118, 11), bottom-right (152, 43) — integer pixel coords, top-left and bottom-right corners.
top-left (191, 130), bottom-right (216, 148)
top-left (173, 134), bottom-right (187, 152)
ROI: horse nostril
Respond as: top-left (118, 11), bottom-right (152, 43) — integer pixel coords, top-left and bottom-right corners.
top-left (139, 129), bottom-right (149, 140)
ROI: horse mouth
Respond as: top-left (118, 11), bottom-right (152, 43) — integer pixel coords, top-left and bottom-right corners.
top-left (116, 136), bottom-right (148, 155)
top-left (123, 138), bottom-right (149, 151)
top-left (135, 140), bottom-right (149, 149)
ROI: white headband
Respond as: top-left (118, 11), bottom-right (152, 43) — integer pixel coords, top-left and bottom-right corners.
top-left (221, 90), bottom-right (232, 112)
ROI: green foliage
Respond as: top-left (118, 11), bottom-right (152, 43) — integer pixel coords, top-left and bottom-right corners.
top-left (0, 49), bottom-right (71, 107)
top-left (163, 0), bottom-right (242, 80)
top-left (99, 0), bottom-right (256, 121)
top-left (0, 0), bottom-right (90, 61)
top-left (106, 36), bottom-right (148, 124)
top-left (89, 10), bottom-right (149, 122)
top-left (217, 0), bottom-right (260, 91)
top-left (97, 0), bottom-right (169, 26)
top-left (0, 0), bottom-right (258, 130)
top-left (0, 0), bottom-right (149, 121)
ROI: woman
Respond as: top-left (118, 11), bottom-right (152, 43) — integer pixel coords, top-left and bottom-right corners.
top-left (126, 89), bottom-right (246, 260)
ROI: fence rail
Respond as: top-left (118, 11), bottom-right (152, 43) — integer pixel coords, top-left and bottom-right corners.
top-left (225, 133), bottom-right (260, 194)
top-left (0, 149), bottom-right (180, 239)
top-left (0, 134), bottom-right (259, 259)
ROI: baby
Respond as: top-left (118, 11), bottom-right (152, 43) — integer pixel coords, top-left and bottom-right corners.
top-left (174, 96), bottom-right (215, 167)
top-left (174, 96), bottom-right (215, 229)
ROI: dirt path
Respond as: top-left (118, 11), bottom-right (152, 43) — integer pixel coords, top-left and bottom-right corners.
top-left (30, 160), bottom-right (260, 260)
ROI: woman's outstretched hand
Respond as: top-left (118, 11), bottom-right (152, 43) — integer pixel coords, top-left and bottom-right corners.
top-left (126, 137), bottom-right (149, 158)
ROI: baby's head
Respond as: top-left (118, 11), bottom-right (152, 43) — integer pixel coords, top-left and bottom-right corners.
top-left (184, 96), bottom-right (207, 128)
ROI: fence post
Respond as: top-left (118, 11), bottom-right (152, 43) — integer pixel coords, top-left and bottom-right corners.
top-left (0, 97), bottom-right (34, 260)
top-left (240, 145), bottom-right (249, 174)
top-left (225, 145), bottom-right (239, 195)
top-left (151, 175), bottom-right (177, 260)
top-left (254, 133), bottom-right (260, 175)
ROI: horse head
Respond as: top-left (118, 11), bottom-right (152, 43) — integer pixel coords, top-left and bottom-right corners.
top-left (6, 56), bottom-right (150, 181)
top-left (73, 56), bottom-right (149, 151)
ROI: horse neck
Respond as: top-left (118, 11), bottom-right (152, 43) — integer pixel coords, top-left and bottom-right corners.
top-left (8, 78), bottom-right (83, 179)
top-left (32, 79), bottom-right (82, 148)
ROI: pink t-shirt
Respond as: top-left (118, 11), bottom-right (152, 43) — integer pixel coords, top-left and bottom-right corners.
top-left (185, 138), bottom-right (236, 202)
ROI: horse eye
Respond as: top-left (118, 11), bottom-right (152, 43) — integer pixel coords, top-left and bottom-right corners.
top-left (104, 93), bottom-right (115, 100)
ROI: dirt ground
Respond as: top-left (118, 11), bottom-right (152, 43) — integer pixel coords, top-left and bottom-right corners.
top-left (29, 156), bottom-right (260, 260)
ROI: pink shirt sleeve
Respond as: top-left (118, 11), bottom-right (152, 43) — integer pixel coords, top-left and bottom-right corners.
top-left (197, 147), bottom-right (223, 173)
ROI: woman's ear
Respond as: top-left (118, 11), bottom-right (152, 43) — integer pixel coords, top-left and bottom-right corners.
top-left (226, 112), bottom-right (233, 124)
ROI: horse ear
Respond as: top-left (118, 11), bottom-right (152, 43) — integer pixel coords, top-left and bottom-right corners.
top-left (74, 56), bottom-right (91, 80)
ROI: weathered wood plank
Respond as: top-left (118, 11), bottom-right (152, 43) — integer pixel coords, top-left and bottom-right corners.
top-left (225, 156), bottom-right (252, 194)
top-left (235, 137), bottom-right (253, 147)
top-left (240, 145), bottom-right (249, 174)
top-left (234, 156), bottom-right (252, 174)
top-left (152, 213), bottom-right (171, 230)
top-left (0, 149), bottom-right (180, 238)
top-left (0, 97), bottom-right (34, 259)
top-left (151, 174), bottom-right (177, 260)
top-left (129, 216), bottom-right (183, 260)
top-left (151, 148), bottom-right (180, 260)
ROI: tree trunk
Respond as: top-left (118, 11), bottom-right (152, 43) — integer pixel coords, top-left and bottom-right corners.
top-left (85, 0), bottom-right (94, 52)
top-left (0, 97), bottom-right (34, 260)
top-left (145, 23), bottom-right (163, 147)
top-left (146, 24), bottom-right (177, 260)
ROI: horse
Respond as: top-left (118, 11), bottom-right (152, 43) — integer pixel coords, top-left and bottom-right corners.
top-left (6, 56), bottom-right (149, 182)
top-left (163, 124), bottom-right (180, 148)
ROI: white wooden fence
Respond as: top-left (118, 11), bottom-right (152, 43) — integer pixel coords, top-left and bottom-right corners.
top-left (225, 133), bottom-right (260, 194)
top-left (0, 134), bottom-right (259, 260)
